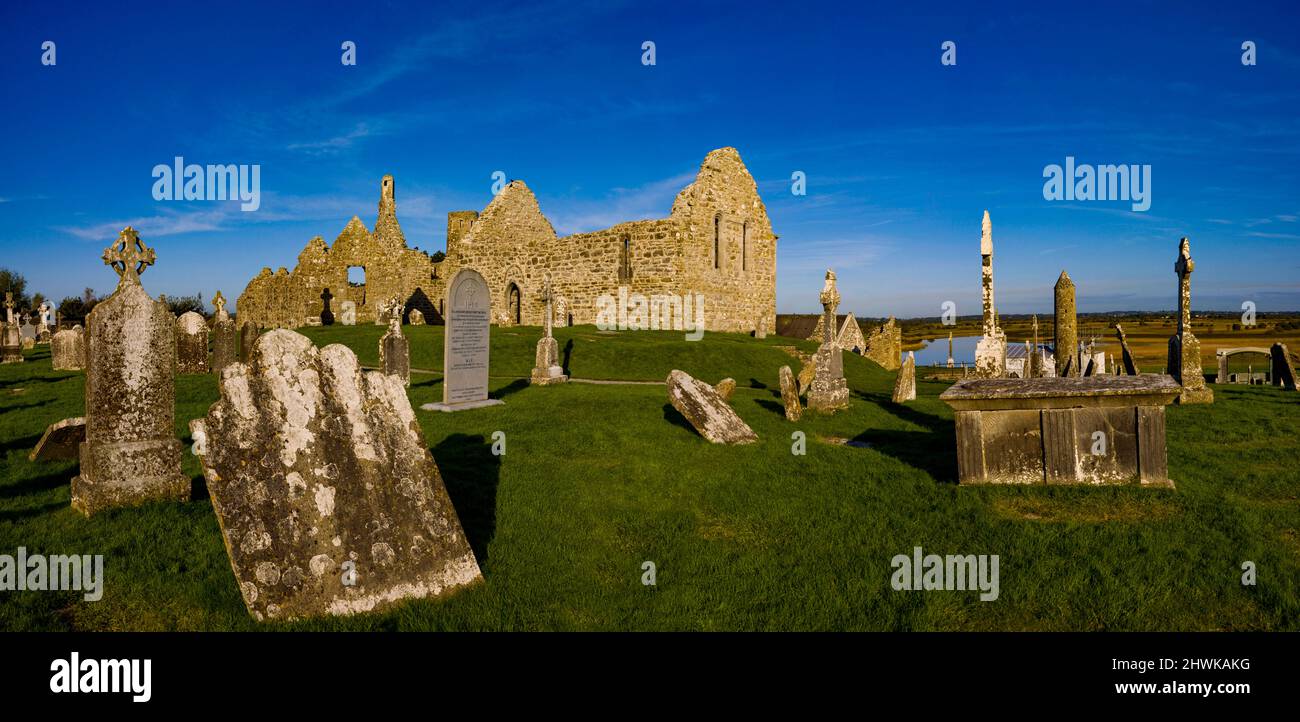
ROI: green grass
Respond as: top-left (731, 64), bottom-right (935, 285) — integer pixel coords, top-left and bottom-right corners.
top-left (2, 326), bottom-right (1298, 631)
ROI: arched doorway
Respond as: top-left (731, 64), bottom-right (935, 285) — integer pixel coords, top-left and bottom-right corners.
top-left (507, 283), bottom-right (521, 325)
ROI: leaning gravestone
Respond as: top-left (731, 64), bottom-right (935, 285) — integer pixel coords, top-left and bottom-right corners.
top-left (29, 417), bottom-right (86, 461)
top-left (211, 291), bottom-right (236, 373)
top-left (339, 300), bottom-right (357, 326)
top-left (379, 296), bottom-right (410, 387)
top-left (714, 378), bottom-right (736, 401)
top-left (240, 320), bottom-right (260, 363)
top-left (51, 325), bottom-right (86, 371)
top-left (892, 351), bottom-right (916, 403)
top-left (422, 268), bottom-right (503, 412)
top-left (176, 311), bottom-right (209, 374)
top-left (71, 227), bottom-right (190, 516)
top-left (190, 330), bottom-right (482, 621)
top-left (1115, 324), bottom-right (1140, 376)
top-left (666, 369), bottom-right (757, 444)
top-left (778, 365), bottom-right (802, 421)
top-left (1272, 342), bottom-right (1298, 391)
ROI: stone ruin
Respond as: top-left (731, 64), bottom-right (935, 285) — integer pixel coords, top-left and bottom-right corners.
top-left (973, 211), bottom-right (1007, 378)
top-left (51, 325), bottom-right (86, 371)
top-left (864, 317), bottom-right (901, 371)
top-left (190, 330), bottom-right (482, 620)
top-left (666, 369), bottom-right (757, 444)
top-left (379, 295), bottom-right (410, 387)
top-left (234, 149), bottom-right (781, 335)
top-left (211, 290), bottom-right (236, 373)
top-left (176, 310), bottom-right (209, 374)
top-left (806, 270), bottom-right (850, 413)
top-left (71, 227), bottom-right (190, 516)
top-left (1165, 237), bottom-right (1212, 404)
top-left (529, 276), bottom-right (567, 386)
top-left (807, 312), bottom-right (867, 356)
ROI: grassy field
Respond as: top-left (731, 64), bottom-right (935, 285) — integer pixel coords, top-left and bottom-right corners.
top-left (2, 325), bottom-right (1298, 631)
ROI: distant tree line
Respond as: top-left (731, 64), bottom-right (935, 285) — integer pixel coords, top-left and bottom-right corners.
top-left (2, 266), bottom-right (210, 328)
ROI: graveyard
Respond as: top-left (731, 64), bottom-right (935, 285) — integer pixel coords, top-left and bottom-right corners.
top-left (2, 320), bottom-right (1298, 631)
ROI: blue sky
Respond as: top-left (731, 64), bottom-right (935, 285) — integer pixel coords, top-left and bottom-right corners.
top-left (2, 0), bottom-right (1298, 318)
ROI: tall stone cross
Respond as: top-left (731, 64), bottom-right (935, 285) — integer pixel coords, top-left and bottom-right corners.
top-left (4, 292), bottom-right (12, 324)
top-left (540, 275), bottom-right (555, 339)
top-left (980, 210), bottom-right (996, 336)
top-left (819, 269), bottom-right (840, 345)
top-left (1175, 237), bottom-right (1194, 337)
top-left (102, 226), bottom-right (156, 287)
top-left (213, 290), bottom-right (228, 321)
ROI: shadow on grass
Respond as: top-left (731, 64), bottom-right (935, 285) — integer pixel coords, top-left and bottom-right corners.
top-left (0, 500), bottom-right (66, 522)
top-left (0, 432), bottom-right (43, 457)
top-left (434, 433), bottom-right (501, 566)
top-left (756, 399), bottom-right (787, 418)
top-left (851, 391), bottom-right (958, 483)
top-left (0, 468), bottom-right (71, 499)
top-left (491, 378), bottom-right (530, 400)
top-left (562, 339), bottom-right (574, 375)
top-left (661, 404), bottom-right (697, 434)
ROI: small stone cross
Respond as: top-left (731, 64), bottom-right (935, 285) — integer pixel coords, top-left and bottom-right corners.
top-left (102, 227), bottom-right (156, 285)
top-left (213, 291), bottom-right (227, 318)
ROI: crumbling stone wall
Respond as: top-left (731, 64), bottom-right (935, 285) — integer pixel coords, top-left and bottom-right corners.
top-left (238, 149), bottom-right (776, 334)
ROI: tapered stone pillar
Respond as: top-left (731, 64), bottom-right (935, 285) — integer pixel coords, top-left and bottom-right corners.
top-left (1054, 271), bottom-right (1078, 377)
top-left (973, 211), bottom-right (1006, 378)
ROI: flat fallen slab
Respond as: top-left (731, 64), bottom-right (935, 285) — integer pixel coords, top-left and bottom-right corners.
top-left (29, 417), bottom-right (86, 462)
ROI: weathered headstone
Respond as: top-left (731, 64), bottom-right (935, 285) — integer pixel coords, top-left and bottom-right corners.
top-left (714, 378), bottom-right (736, 401)
top-left (190, 330), bottom-right (482, 621)
top-left (240, 320), bottom-right (260, 363)
top-left (1054, 270), bottom-right (1078, 377)
top-left (29, 417), bottom-right (86, 461)
top-left (176, 311), bottom-right (209, 374)
top-left (2, 293), bottom-right (24, 364)
top-left (211, 291), bottom-right (236, 373)
top-left (529, 276), bottom-right (568, 386)
top-left (1165, 237), bottom-right (1213, 404)
top-left (71, 227), bottom-right (190, 516)
top-left (422, 268), bottom-right (503, 412)
top-left (797, 361), bottom-right (816, 395)
top-left (807, 269), bottom-right (850, 413)
top-left (1115, 324), bottom-right (1139, 375)
top-left (864, 316), bottom-right (901, 371)
top-left (379, 295), bottom-right (410, 387)
top-left (339, 300), bottom-right (357, 326)
top-left (892, 351), bottom-right (916, 402)
top-left (1272, 342), bottom-right (1297, 391)
top-left (19, 319), bottom-right (37, 349)
top-left (36, 301), bottom-right (52, 344)
top-left (754, 316), bottom-right (767, 340)
top-left (778, 365), bottom-right (802, 421)
top-left (666, 369), bottom-right (757, 444)
top-left (974, 211), bottom-right (1007, 378)
top-left (408, 308), bottom-right (425, 326)
top-left (51, 325), bottom-right (86, 371)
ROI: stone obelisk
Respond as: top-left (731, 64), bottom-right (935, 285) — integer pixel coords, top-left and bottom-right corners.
top-left (807, 269), bottom-right (849, 412)
top-left (530, 276), bottom-right (568, 385)
top-left (1029, 314), bottom-right (1041, 377)
top-left (946, 332), bottom-right (954, 368)
top-left (973, 211), bottom-right (1006, 378)
top-left (72, 227), bottom-right (190, 516)
top-left (1054, 271), bottom-right (1077, 377)
top-left (1166, 237), bottom-right (1213, 403)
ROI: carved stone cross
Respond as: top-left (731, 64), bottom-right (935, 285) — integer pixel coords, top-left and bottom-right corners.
top-left (541, 276), bottom-right (554, 338)
top-left (213, 290), bottom-right (227, 319)
top-left (819, 269), bottom-right (839, 344)
top-left (1175, 236), bottom-right (1194, 336)
top-left (102, 227), bottom-right (156, 286)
